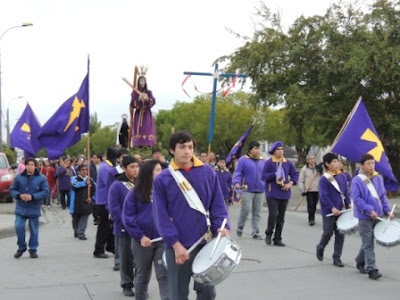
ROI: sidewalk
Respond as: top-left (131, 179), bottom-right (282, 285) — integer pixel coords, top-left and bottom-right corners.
top-left (0, 192), bottom-right (399, 299)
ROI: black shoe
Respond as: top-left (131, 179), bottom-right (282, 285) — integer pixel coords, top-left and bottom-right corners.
top-left (29, 250), bottom-right (38, 259)
top-left (333, 258), bottom-right (344, 267)
top-left (265, 235), bottom-right (272, 245)
top-left (316, 246), bottom-right (324, 261)
top-left (369, 270), bottom-right (382, 280)
top-left (14, 249), bottom-right (25, 258)
top-left (273, 240), bottom-right (286, 247)
top-left (123, 287), bottom-right (135, 297)
top-left (309, 220), bottom-right (315, 226)
top-left (252, 233), bottom-right (263, 240)
top-left (78, 235), bottom-right (87, 240)
top-left (74, 233), bottom-right (78, 238)
top-left (356, 263), bottom-right (367, 274)
top-left (113, 266), bottom-right (120, 271)
top-left (94, 253), bottom-right (109, 258)
top-left (236, 227), bottom-right (243, 237)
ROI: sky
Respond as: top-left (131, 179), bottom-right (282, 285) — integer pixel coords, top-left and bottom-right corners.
top-left (0, 0), bottom-right (343, 141)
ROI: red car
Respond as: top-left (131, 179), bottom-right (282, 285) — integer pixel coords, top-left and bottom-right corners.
top-left (0, 153), bottom-right (16, 203)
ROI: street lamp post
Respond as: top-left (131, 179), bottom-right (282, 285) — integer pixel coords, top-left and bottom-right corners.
top-left (7, 96), bottom-right (24, 147)
top-left (0, 23), bottom-right (33, 152)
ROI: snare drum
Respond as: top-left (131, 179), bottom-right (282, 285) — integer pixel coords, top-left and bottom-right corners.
top-left (336, 211), bottom-right (359, 235)
top-left (192, 236), bottom-right (242, 286)
top-left (374, 219), bottom-right (400, 247)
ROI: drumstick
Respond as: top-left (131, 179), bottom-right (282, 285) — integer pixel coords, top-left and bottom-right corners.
top-left (150, 237), bottom-right (163, 243)
top-left (186, 232), bottom-right (208, 255)
top-left (209, 218), bottom-right (228, 259)
top-left (383, 204), bottom-right (396, 234)
top-left (326, 208), bottom-right (351, 217)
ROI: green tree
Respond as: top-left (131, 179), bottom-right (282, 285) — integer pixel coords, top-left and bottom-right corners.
top-left (219, 0), bottom-right (400, 176)
top-left (90, 112), bottom-right (101, 134)
top-left (91, 125), bottom-right (118, 155)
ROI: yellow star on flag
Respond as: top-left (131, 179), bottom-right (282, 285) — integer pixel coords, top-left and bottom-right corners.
top-left (64, 96), bottom-right (86, 132)
top-left (20, 123), bottom-right (31, 133)
top-left (360, 128), bottom-right (384, 162)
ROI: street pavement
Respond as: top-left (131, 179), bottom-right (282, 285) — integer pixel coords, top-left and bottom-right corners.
top-left (0, 190), bottom-right (399, 300)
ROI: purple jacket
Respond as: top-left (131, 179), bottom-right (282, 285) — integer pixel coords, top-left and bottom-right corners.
top-left (122, 189), bottom-right (160, 240)
top-left (262, 157), bottom-right (299, 199)
top-left (215, 167), bottom-right (232, 199)
top-left (57, 166), bottom-right (71, 191)
top-left (95, 160), bottom-right (113, 206)
top-left (351, 174), bottom-right (391, 220)
top-left (319, 173), bottom-right (351, 216)
top-left (108, 173), bottom-right (134, 236)
top-left (232, 155), bottom-right (265, 192)
top-left (152, 157), bottom-right (230, 249)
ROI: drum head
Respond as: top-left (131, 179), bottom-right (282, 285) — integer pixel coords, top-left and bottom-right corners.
top-left (192, 236), bottom-right (230, 274)
top-left (374, 219), bottom-right (400, 246)
top-left (337, 211), bottom-right (358, 229)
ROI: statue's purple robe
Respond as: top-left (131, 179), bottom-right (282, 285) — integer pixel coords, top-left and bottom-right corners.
top-left (130, 89), bottom-right (156, 147)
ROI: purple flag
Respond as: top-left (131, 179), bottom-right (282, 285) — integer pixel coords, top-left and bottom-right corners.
top-left (226, 123), bottom-right (254, 167)
top-left (10, 104), bottom-right (43, 156)
top-left (331, 99), bottom-right (398, 192)
top-left (38, 63), bottom-right (90, 159)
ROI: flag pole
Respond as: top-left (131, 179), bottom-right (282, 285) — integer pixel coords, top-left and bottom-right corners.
top-left (329, 96), bottom-right (363, 151)
top-left (87, 131), bottom-right (91, 200)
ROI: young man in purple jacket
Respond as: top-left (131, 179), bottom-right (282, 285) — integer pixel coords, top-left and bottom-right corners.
top-left (352, 153), bottom-right (394, 280)
top-left (108, 156), bottom-right (139, 296)
top-left (263, 141), bottom-right (299, 246)
top-left (316, 152), bottom-right (351, 267)
top-left (153, 130), bottom-right (229, 300)
top-left (232, 141), bottom-right (266, 239)
top-left (214, 156), bottom-right (232, 209)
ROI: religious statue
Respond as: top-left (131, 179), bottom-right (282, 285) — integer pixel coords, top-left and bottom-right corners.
top-left (130, 68), bottom-right (156, 147)
top-left (117, 114), bottom-right (129, 148)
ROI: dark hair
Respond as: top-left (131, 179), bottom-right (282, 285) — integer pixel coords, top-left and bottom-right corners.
top-left (323, 152), bottom-right (338, 169)
top-left (152, 148), bottom-right (161, 154)
top-left (168, 130), bottom-right (196, 156)
top-left (25, 157), bottom-right (37, 166)
top-left (218, 156), bottom-right (226, 162)
top-left (248, 141), bottom-right (260, 151)
top-left (122, 156), bottom-right (138, 168)
top-left (117, 148), bottom-right (130, 158)
top-left (360, 154), bottom-right (375, 165)
top-left (137, 75), bottom-right (148, 92)
top-left (93, 153), bottom-right (103, 161)
top-left (134, 159), bottom-right (161, 204)
top-left (77, 164), bottom-right (88, 172)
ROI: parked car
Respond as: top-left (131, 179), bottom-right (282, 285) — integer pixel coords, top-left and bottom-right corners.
top-left (0, 152), bottom-right (16, 203)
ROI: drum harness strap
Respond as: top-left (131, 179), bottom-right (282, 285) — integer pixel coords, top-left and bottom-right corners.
top-left (323, 172), bottom-right (346, 206)
top-left (168, 165), bottom-right (212, 241)
top-left (357, 174), bottom-right (382, 212)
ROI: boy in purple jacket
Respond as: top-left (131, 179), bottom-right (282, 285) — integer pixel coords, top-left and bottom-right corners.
top-left (215, 156), bottom-right (232, 209)
top-left (316, 153), bottom-right (350, 267)
top-left (263, 141), bottom-right (299, 246)
top-left (153, 130), bottom-right (229, 300)
top-left (352, 153), bottom-right (394, 280)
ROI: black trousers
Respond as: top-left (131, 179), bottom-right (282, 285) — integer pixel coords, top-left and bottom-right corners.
top-left (59, 190), bottom-right (70, 209)
top-left (306, 192), bottom-right (319, 221)
top-left (265, 198), bottom-right (288, 242)
top-left (317, 215), bottom-right (344, 259)
top-left (94, 204), bottom-right (114, 255)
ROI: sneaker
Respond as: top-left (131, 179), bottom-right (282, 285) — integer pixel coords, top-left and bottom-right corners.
top-left (113, 265), bottom-right (120, 271)
top-left (273, 240), bottom-right (286, 247)
top-left (368, 270), bottom-right (382, 280)
top-left (29, 250), bottom-right (38, 258)
top-left (308, 220), bottom-right (315, 226)
top-left (93, 253), bottom-right (109, 258)
top-left (316, 246), bottom-right (324, 261)
top-left (236, 227), bottom-right (243, 237)
top-left (78, 235), bottom-right (87, 240)
top-left (265, 235), bottom-right (272, 245)
top-left (252, 233), bottom-right (263, 240)
top-left (14, 249), bottom-right (25, 258)
top-left (333, 258), bottom-right (344, 267)
top-left (123, 287), bottom-right (135, 297)
top-left (356, 263), bottom-right (367, 274)
top-left (47, 205), bottom-right (51, 209)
